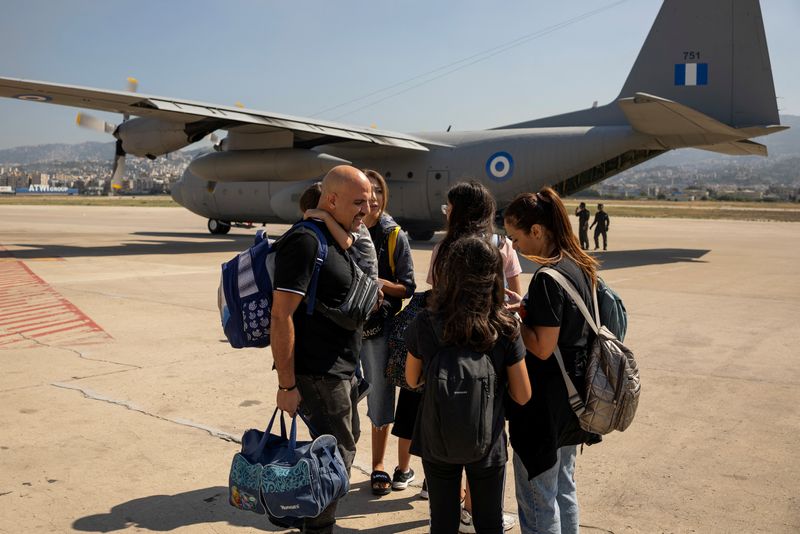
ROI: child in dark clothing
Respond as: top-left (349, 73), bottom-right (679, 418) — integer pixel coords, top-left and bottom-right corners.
top-left (405, 237), bottom-right (531, 534)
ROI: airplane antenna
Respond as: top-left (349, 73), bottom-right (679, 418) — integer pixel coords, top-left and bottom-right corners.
top-left (447, 125), bottom-right (452, 132)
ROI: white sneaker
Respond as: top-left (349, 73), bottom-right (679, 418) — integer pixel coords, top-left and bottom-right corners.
top-left (458, 508), bottom-right (476, 534)
top-left (458, 508), bottom-right (516, 533)
top-left (502, 512), bottom-right (517, 531)
top-left (418, 479), bottom-right (428, 500)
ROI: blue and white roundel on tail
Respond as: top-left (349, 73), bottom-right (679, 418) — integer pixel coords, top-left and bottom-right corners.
top-left (486, 151), bottom-right (514, 182)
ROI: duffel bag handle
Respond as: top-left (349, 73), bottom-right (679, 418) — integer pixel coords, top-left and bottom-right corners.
top-left (256, 407), bottom-right (319, 452)
top-left (256, 407), bottom-right (289, 452)
top-left (288, 410), bottom-right (318, 448)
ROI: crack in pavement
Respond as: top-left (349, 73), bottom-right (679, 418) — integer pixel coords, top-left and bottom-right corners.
top-left (51, 382), bottom-right (240, 443)
top-left (46, 381), bottom-right (400, 490)
top-left (13, 332), bottom-right (140, 371)
top-left (581, 526), bottom-right (615, 533)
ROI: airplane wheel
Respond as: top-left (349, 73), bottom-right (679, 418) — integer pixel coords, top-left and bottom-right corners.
top-left (408, 230), bottom-right (434, 242)
top-left (208, 219), bottom-right (231, 235)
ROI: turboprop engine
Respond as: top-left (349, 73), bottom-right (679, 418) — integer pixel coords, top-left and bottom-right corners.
top-left (187, 149), bottom-right (351, 182)
top-left (116, 117), bottom-right (207, 159)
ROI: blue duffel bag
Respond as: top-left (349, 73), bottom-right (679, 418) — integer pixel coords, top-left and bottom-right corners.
top-left (228, 408), bottom-right (349, 521)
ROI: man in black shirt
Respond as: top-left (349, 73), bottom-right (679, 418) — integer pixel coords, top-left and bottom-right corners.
top-left (575, 202), bottom-right (590, 250)
top-left (590, 203), bottom-right (610, 251)
top-left (271, 165), bottom-right (372, 534)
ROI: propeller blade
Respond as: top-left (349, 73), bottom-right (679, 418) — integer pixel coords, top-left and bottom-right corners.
top-left (122, 77), bottom-right (138, 121)
top-left (76, 112), bottom-right (116, 134)
top-left (109, 140), bottom-right (126, 195)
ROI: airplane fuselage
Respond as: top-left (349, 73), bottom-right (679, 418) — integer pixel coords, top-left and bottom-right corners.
top-left (171, 125), bottom-right (650, 236)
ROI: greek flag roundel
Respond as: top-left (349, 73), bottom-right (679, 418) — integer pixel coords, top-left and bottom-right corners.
top-left (486, 152), bottom-right (514, 182)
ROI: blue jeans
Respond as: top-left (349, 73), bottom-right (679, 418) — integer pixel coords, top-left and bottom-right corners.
top-left (360, 334), bottom-right (396, 428)
top-left (513, 446), bottom-right (579, 534)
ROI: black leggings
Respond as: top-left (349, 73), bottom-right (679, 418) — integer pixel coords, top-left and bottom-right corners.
top-left (422, 459), bottom-right (506, 534)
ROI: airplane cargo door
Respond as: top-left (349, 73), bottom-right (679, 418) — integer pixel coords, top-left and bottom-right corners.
top-left (427, 170), bottom-right (449, 219)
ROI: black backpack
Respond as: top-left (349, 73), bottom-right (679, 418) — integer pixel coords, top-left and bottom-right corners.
top-left (419, 325), bottom-right (498, 465)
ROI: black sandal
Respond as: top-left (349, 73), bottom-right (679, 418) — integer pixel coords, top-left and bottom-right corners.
top-left (370, 470), bottom-right (392, 496)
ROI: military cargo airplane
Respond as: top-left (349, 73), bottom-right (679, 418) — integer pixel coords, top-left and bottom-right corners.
top-left (0, 0), bottom-right (787, 240)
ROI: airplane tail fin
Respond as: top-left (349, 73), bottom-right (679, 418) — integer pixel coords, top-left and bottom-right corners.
top-left (502, 0), bottom-right (781, 130)
top-left (618, 0), bottom-right (778, 128)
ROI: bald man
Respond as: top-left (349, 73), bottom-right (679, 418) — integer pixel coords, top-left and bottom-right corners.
top-left (270, 165), bottom-right (371, 533)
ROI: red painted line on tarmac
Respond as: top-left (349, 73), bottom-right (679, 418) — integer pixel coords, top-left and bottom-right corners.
top-left (0, 279), bottom-right (36, 287)
top-left (0, 296), bottom-right (39, 307)
top-left (0, 246), bottom-right (111, 348)
top-left (30, 322), bottom-right (98, 338)
top-left (11, 318), bottom-right (86, 335)
top-left (0, 304), bottom-right (57, 319)
top-left (0, 310), bottom-right (73, 327)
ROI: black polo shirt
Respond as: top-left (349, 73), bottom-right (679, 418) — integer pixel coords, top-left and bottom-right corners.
top-left (273, 220), bottom-right (361, 379)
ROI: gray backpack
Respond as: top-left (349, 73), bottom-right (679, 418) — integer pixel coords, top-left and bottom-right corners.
top-left (539, 268), bottom-right (640, 435)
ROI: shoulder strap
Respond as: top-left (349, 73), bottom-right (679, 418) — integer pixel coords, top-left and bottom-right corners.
top-left (538, 267), bottom-right (600, 333)
top-left (553, 347), bottom-right (586, 415)
top-left (537, 267), bottom-right (602, 418)
top-left (291, 221), bottom-right (328, 315)
top-left (254, 229), bottom-right (269, 246)
top-left (388, 225), bottom-right (400, 275)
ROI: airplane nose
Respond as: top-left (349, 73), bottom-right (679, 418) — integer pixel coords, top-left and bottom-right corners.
top-left (170, 180), bottom-right (183, 205)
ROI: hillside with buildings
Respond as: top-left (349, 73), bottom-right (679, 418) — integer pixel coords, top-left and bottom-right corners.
top-left (592, 115), bottom-right (800, 201)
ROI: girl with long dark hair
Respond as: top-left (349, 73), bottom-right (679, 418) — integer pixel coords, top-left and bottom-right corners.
top-left (405, 237), bottom-right (531, 534)
top-left (429, 181), bottom-right (521, 295)
top-left (503, 187), bottom-right (601, 534)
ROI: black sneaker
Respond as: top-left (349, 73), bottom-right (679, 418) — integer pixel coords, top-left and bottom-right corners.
top-left (391, 467), bottom-right (415, 490)
top-left (418, 479), bottom-right (428, 500)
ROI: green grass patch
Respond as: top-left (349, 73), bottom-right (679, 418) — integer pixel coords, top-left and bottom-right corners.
top-left (564, 200), bottom-right (800, 222)
top-left (2, 195), bottom-right (799, 222)
top-left (0, 195), bottom-right (179, 207)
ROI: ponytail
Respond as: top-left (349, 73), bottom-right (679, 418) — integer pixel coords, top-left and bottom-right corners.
top-left (504, 187), bottom-right (598, 282)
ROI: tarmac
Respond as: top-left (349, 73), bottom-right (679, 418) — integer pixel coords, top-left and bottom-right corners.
top-left (1, 204), bottom-right (798, 533)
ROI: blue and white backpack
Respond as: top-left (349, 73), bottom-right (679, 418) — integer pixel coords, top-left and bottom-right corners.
top-left (218, 221), bottom-right (327, 349)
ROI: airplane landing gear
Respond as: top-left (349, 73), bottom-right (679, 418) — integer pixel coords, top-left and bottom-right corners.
top-left (207, 219), bottom-right (231, 235)
top-left (408, 230), bottom-right (434, 242)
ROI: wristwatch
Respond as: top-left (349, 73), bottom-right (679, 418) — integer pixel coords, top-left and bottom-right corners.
top-left (278, 383), bottom-right (297, 392)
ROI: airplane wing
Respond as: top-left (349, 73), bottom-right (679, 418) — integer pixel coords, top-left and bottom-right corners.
top-left (0, 76), bottom-right (446, 151)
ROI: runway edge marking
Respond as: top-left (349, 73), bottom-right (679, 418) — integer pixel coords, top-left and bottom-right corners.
top-left (0, 247), bottom-right (112, 349)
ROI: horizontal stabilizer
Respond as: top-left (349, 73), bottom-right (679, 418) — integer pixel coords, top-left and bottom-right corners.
top-left (618, 93), bottom-right (783, 151)
top-left (696, 140), bottom-right (767, 157)
top-left (619, 93), bottom-right (742, 138)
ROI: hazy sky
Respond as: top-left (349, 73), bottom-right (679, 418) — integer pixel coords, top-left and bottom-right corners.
top-left (0, 0), bottom-right (797, 150)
